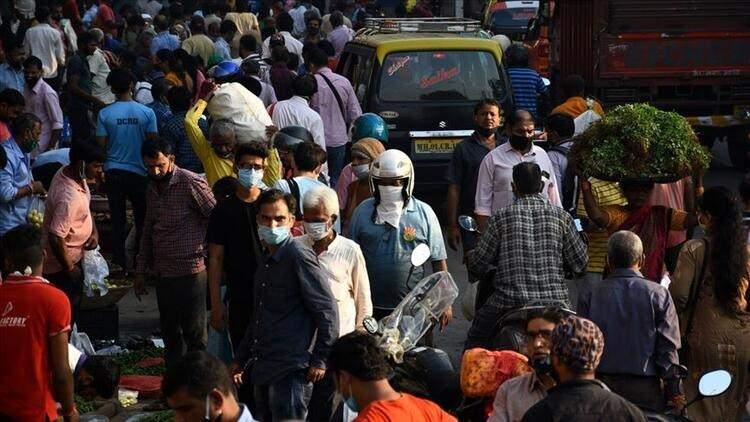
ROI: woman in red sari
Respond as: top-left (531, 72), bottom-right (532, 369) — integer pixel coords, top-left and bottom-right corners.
top-left (582, 179), bottom-right (698, 280)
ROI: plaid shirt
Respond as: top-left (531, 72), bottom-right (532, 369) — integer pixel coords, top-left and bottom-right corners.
top-left (469, 195), bottom-right (588, 310)
top-left (136, 167), bottom-right (216, 277)
top-left (163, 111), bottom-right (206, 174)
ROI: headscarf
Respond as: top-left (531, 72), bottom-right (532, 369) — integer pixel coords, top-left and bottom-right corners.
top-left (350, 137), bottom-right (385, 162)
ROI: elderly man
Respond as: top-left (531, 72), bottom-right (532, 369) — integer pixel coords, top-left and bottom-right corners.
top-left (578, 231), bottom-right (684, 412)
top-left (490, 307), bottom-right (564, 422)
top-left (135, 139), bottom-right (216, 366)
top-left (474, 110), bottom-right (560, 232)
top-left (233, 189), bottom-right (338, 422)
top-left (521, 316), bottom-right (646, 421)
top-left (466, 162), bottom-right (587, 349)
top-left (301, 185), bottom-right (372, 420)
top-left (185, 82), bottom-right (237, 187)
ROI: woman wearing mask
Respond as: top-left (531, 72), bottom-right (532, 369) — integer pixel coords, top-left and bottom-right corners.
top-left (342, 138), bottom-right (384, 234)
top-left (670, 186), bottom-right (750, 421)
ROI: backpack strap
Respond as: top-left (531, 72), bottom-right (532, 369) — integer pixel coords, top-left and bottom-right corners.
top-left (286, 178), bottom-right (303, 219)
top-left (318, 72), bottom-right (348, 127)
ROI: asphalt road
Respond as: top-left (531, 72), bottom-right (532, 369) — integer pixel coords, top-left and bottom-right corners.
top-left (116, 138), bottom-right (746, 368)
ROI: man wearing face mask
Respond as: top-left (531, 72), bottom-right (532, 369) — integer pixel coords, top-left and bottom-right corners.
top-left (348, 149), bottom-right (449, 323)
top-left (301, 185), bottom-right (372, 422)
top-left (43, 139), bottom-right (105, 325)
top-left (23, 55), bottom-right (63, 156)
top-left (207, 142), bottom-right (268, 348)
top-left (232, 189), bottom-right (338, 422)
top-left (135, 139), bottom-right (216, 366)
top-left (474, 109), bottom-right (561, 232)
top-left (328, 331), bottom-right (456, 421)
top-left (342, 138), bottom-right (385, 233)
top-left (489, 307), bottom-right (565, 422)
top-left (1, 112), bottom-right (45, 237)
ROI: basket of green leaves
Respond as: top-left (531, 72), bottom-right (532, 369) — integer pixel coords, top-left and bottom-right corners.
top-left (569, 103), bottom-right (711, 182)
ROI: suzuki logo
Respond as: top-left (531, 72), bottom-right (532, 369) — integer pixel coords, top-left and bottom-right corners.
top-left (438, 121), bottom-right (446, 128)
top-left (2, 302), bottom-right (12, 317)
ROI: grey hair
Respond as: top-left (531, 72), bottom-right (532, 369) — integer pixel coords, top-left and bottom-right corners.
top-left (302, 186), bottom-right (340, 217)
top-left (209, 119), bottom-right (235, 140)
top-left (607, 230), bottom-right (644, 269)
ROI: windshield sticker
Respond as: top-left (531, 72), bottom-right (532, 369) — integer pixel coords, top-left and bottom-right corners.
top-left (387, 56), bottom-right (412, 76)
top-left (420, 67), bottom-right (460, 89)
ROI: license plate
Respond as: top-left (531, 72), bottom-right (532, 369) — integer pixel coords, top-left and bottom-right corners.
top-left (414, 138), bottom-right (462, 154)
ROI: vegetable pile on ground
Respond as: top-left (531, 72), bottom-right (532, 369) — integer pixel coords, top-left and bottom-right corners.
top-left (113, 347), bottom-right (166, 376)
top-left (569, 103), bottom-right (711, 182)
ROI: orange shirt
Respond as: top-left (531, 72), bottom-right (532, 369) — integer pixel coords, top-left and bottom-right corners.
top-left (355, 393), bottom-right (457, 422)
top-left (551, 96), bottom-right (605, 119)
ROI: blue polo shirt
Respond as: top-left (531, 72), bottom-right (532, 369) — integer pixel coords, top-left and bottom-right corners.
top-left (96, 100), bottom-right (157, 176)
top-left (348, 197), bottom-right (447, 311)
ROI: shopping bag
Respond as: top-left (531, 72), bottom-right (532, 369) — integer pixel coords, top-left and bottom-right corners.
top-left (83, 247), bottom-right (110, 297)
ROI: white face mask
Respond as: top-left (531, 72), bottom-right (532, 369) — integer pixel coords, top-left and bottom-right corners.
top-left (303, 221), bottom-right (331, 241)
top-left (352, 163), bottom-right (370, 179)
top-left (376, 185), bottom-right (405, 228)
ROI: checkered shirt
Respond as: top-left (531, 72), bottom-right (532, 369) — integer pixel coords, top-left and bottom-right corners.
top-left (163, 111), bottom-right (206, 174)
top-left (469, 194), bottom-right (588, 310)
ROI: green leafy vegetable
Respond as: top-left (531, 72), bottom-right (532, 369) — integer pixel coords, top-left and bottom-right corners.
top-left (569, 103), bottom-right (711, 181)
top-left (112, 347), bottom-right (166, 376)
top-left (138, 410), bottom-right (175, 421)
top-left (75, 395), bottom-right (97, 414)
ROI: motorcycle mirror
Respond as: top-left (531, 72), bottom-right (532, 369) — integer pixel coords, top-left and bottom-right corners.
top-left (458, 215), bottom-right (478, 232)
top-left (362, 317), bottom-right (379, 335)
top-left (698, 369), bottom-right (732, 397)
top-left (411, 243), bottom-right (431, 267)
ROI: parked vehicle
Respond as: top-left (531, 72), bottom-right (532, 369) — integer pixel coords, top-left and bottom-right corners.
top-left (529, 0), bottom-right (750, 168)
top-left (337, 18), bottom-right (513, 188)
top-left (482, 0), bottom-right (540, 40)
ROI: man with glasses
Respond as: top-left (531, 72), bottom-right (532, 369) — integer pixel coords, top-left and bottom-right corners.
top-left (489, 307), bottom-right (566, 422)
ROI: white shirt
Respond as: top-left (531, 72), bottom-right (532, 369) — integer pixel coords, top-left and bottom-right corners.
top-left (271, 96), bottom-right (326, 153)
top-left (300, 233), bottom-right (372, 336)
top-left (87, 49), bottom-right (116, 105)
top-left (23, 23), bottom-right (65, 78)
top-left (474, 142), bottom-right (561, 216)
top-left (262, 31), bottom-right (304, 62)
top-left (252, 75), bottom-right (277, 107)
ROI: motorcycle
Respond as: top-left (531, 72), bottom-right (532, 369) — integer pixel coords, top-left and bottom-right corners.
top-left (643, 369), bottom-right (733, 421)
top-left (362, 244), bottom-right (462, 411)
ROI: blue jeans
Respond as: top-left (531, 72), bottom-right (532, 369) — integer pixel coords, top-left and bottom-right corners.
top-left (253, 369), bottom-right (313, 422)
top-left (326, 144), bottom-right (347, 188)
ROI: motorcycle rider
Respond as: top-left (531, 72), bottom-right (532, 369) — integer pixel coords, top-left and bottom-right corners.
top-left (521, 316), bottom-right (646, 421)
top-left (489, 306), bottom-right (565, 422)
top-left (348, 150), bottom-right (451, 326)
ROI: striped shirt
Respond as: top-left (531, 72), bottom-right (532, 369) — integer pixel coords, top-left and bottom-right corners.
top-left (507, 67), bottom-right (547, 118)
top-left (577, 178), bottom-right (627, 273)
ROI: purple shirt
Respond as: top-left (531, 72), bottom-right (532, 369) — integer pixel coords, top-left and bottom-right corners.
top-left (310, 67), bottom-right (362, 148)
top-left (24, 78), bottom-right (63, 155)
top-left (328, 25), bottom-right (354, 58)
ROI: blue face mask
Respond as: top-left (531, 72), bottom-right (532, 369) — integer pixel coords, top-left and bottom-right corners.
top-left (344, 385), bottom-right (360, 413)
top-left (257, 224), bottom-right (290, 245)
top-left (238, 168), bottom-right (264, 188)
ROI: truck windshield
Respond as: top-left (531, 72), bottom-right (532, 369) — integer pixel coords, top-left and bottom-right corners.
top-left (378, 51), bottom-right (504, 102)
top-left (491, 7), bottom-right (537, 29)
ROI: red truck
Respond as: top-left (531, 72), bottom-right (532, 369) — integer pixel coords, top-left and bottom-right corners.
top-left (534, 0), bottom-right (750, 167)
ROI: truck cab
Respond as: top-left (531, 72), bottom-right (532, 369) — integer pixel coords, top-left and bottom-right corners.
top-left (338, 18), bottom-right (513, 188)
top-left (483, 0), bottom-right (540, 40)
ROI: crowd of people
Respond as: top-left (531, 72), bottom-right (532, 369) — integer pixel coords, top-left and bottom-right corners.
top-left (0, 1), bottom-right (749, 422)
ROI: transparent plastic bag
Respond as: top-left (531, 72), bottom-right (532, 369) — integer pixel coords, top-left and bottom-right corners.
top-left (378, 271), bottom-right (459, 363)
top-left (83, 247), bottom-right (110, 297)
top-left (27, 194), bottom-right (45, 229)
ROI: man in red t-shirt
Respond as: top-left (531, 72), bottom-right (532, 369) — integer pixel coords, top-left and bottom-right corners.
top-left (0, 224), bottom-right (78, 421)
top-left (327, 331), bottom-right (456, 422)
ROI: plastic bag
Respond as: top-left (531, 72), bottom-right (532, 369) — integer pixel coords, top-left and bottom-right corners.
top-left (378, 271), bottom-right (459, 363)
top-left (206, 82), bottom-right (272, 143)
top-left (27, 195), bottom-right (45, 229)
top-left (460, 348), bottom-right (531, 398)
top-left (573, 99), bottom-right (602, 136)
top-left (70, 324), bottom-right (96, 356)
top-left (83, 247), bottom-right (110, 297)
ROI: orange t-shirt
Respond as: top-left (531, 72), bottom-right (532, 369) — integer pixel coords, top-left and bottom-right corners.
top-left (354, 393), bottom-right (457, 422)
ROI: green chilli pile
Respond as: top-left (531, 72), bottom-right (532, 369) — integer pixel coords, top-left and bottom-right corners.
top-left (569, 103), bottom-right (711, 181)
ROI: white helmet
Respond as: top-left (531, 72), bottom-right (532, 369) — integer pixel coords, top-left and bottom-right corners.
top-left (492, 34), bottom-right (512, 52)
top-left (369, 149), bottom-right (415, 200)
